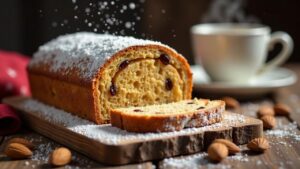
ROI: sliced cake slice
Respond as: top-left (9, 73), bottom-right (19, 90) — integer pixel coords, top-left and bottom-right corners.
top-left (110, 99), bottom-right (225, 132)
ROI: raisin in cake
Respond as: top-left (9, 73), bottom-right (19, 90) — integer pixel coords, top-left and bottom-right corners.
top-left (110, 99), bottom-right (225, 132)
top-left (28, 32), bottom-right (192, 124)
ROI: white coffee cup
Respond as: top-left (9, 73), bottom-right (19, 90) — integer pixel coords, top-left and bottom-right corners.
top-left (191, 23), bottom-right (293, 83)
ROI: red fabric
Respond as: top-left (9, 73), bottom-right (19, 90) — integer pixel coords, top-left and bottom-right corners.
top-left (0, 50), bottom-right (31, 135)
top-left (0, 104), bottom-right (21, 135)
top-left (0, 50), bottom-right (30, 98)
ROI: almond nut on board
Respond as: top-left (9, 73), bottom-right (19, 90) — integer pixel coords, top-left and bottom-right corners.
top-left (247, 137), bottom-right (270, 152)
top-left (207, 143), bottom-right (228, 162)
top-left (5, 143), bottom-right (33, 159)
top-left (274, 103), bottom-right (291, 116)
top-left (49, 147), bottom-right (72, 167)
top-left (261, 115), bottom-right (276, 129)
top-left (7, 137), bottom-right (35, 150)
top-left (257, 105), bottom-right (275, 118)
top-left (221, 97), bottom-right (240, 109)
top-left (213, 139), bottom-right (240, 154)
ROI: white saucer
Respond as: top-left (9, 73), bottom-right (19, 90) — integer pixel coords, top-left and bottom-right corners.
top-left (191, 65), bottom-right (297, 97)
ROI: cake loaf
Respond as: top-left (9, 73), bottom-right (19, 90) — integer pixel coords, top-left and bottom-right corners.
top-left (28, 32), bottom-right (193, 124)
top-left (110, 99), bottom-right (225, 132)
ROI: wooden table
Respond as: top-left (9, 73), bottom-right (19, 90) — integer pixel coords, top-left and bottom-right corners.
top-left (1, 64), bottom-right (300, 169)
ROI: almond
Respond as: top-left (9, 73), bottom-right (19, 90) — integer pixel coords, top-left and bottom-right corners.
top-left (247, 137), bottom-right (269, 152)
top-left (7, 138), bottom-right (35, 150)
top-left (274, 103), bottom-right (291, 116)
top-left (207, 143), bottom-right (228, 162)
top-left (257, 105), bottom-right (274, 118)
top-left (49, 147), bottom-right (72, 166)
top-left (261, 115), bottom-right (276, 129)
top-left (222, 97), bottom-right (240, 109)
top-left (5, 143), bottom-right (33, 159)
top-left (213, 139), bottom-right (240, 154)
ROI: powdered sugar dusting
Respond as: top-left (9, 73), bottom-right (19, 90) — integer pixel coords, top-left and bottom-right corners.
top-left (21, 98), bottom-right (246, 145)
top-left (160, 149), bottom-right (250, 169)
top-left (160, 153), bottom-right (209, 169)
top-left (30, 32), bottom-right (172, 80)
top-left (22, 98), bottom-right (92, 127)
top-left (20, 135), bottom-right (95, 168)
top-left (32, 141), bottom-right (57, 162)
top-left (162, 105), bottom-right (225, 131)
top-left (265, 119), bottom-right (300, 141)
top-left (160, 152), bottom-right (250, 169)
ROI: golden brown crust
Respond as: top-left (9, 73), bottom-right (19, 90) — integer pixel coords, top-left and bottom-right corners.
top-left (110, 101), bottom-right (225, 132)
top-left (28, 44), bottom-right (192, 124)
top-left (29, 73), bottom-right (105, 124)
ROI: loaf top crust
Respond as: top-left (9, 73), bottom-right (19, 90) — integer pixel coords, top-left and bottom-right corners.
top-left (29, 32), bottom-right (178, 82)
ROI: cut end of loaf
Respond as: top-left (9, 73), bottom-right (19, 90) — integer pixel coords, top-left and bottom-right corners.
top-left (110, 99), bottom-right (225, 133)
top-left (97, 45), bottom-right (192, 123)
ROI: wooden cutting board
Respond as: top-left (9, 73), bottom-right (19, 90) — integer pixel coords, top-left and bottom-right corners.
top-left (3, 97), bottom-right (263, 165)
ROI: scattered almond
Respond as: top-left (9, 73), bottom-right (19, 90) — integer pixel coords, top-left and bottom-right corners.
top-left (274, 103), bottom-right (291, 116)
top-left (257, 105), bottom-right (274, 118)
top-left (7, 137), bottom-right (35, 150)
top-left (222, 97), bottom-right (240, 109)
top-left (49, 147), bottom-right (72, 166)
top-left (247, 137), bottom-right (269, 152)
top-left (261, 115), bottom-right (276, 129)
top-left (5, 143), bottom-right (33, 159)
top-left (207, 143), bottom-right (228, 162)
top-left (213, 139), bottom-right (240, 154)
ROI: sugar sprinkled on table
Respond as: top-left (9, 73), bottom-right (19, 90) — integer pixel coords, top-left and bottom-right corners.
top-left (22, 99), bottom-right (247, 145)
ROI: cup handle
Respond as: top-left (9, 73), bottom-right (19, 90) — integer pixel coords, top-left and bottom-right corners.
top-left (257, 31), bottom-right (293, 75)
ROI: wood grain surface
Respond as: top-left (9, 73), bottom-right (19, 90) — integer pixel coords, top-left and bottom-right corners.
top-left (2, 97), bottom-right (262, 166)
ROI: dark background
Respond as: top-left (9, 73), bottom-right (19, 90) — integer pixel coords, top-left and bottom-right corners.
top-left (0, 0), bottom-right (299, 64)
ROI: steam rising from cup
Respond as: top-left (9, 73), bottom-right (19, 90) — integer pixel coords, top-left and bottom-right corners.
top-left (202, 0), bottom-right (259, 23)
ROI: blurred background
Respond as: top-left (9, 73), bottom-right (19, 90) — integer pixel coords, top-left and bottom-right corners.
top-left (0, 0), bottom-right (299, 64)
